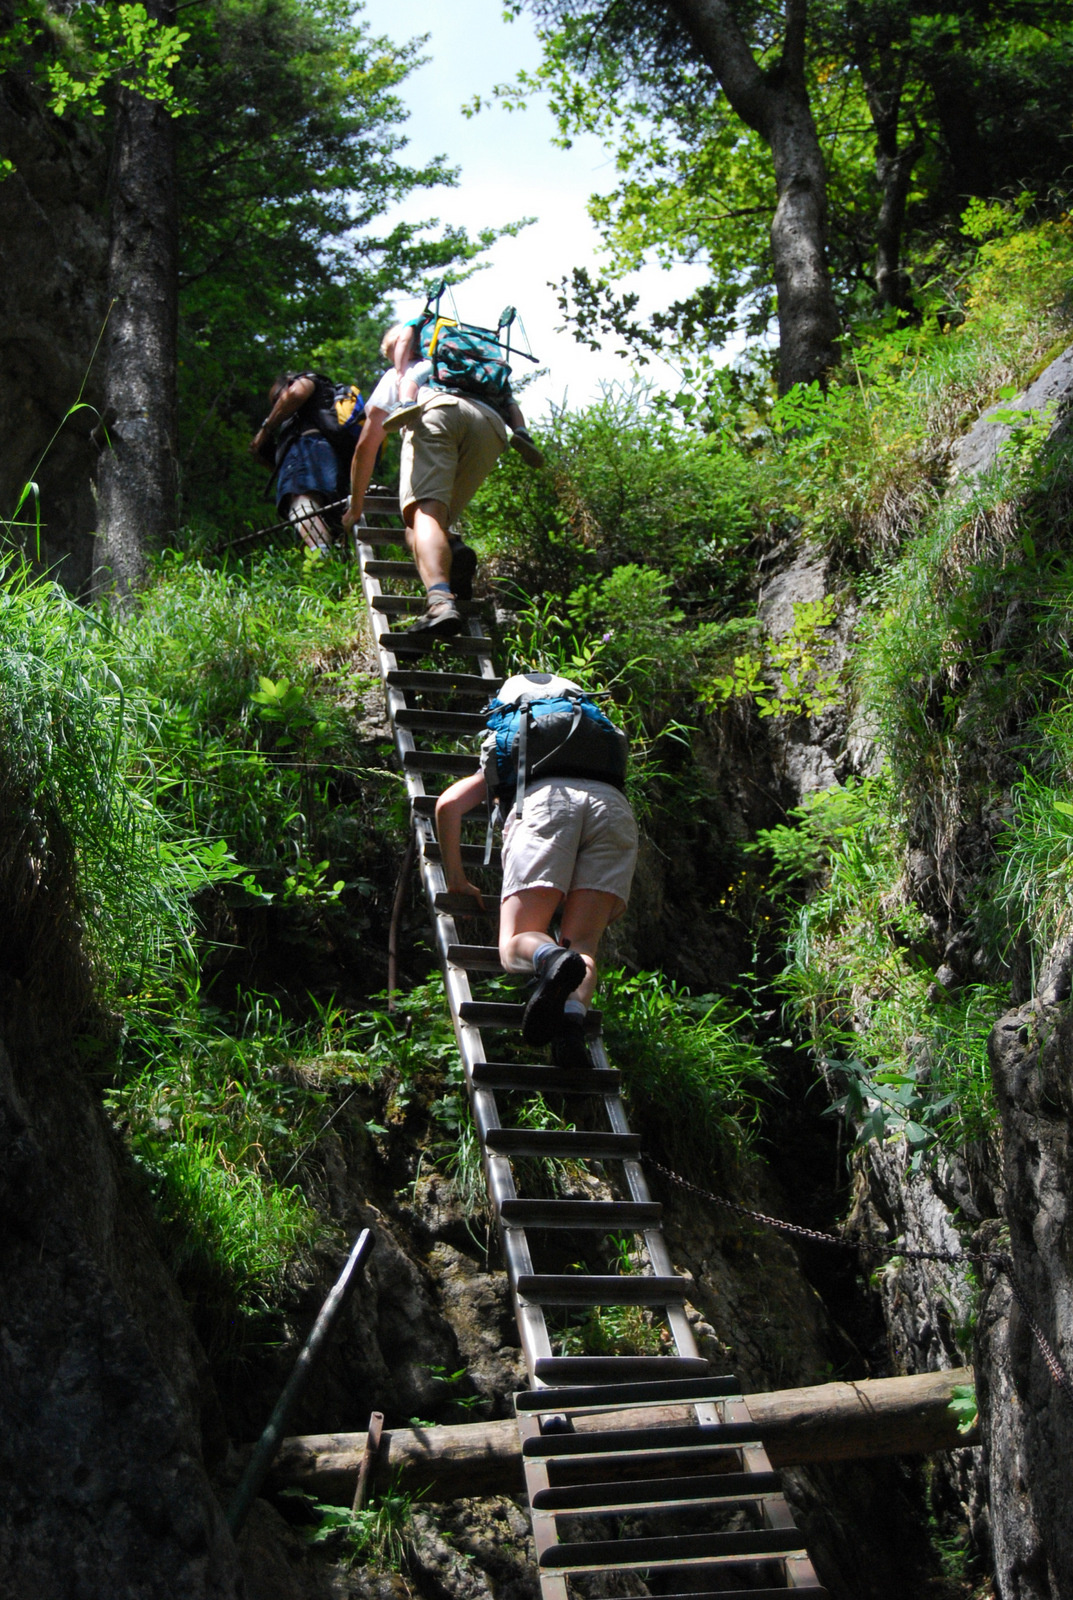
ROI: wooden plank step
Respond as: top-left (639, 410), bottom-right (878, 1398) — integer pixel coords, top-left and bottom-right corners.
top-left (435, 891), bottom-right (500, 915)
top-left (447, 943), bottom-right (503, 970)
top-left (530, 1468), bottom-right (781, 1512)
top-left (541, 1526), bottom-right (804, 1572)
top-left (364, 560), bottom-right (420, 579)
top-left (387, 669), bottom-right (501, 694)
top-left (516, 1274), bottom-right (689, 1307)
top-left (633, 1591), bottom-right (826, 1600)
top-left (424, 840), bottom-right (499, 864)
top-left (415, 794), bottom-right (488, 818)
top-left (534, 1356), bottom-right (709, 1383)
top-left (475, 1066), bottom-right (620, 1096)
top-left (518, 1374), bottom-right (741, 1412)
top-left (403, 751), bottom-right (481, 775)
top-left (486, 1130), bottom-right (638, 1160)
top-left (373, 594), bottom-right (489, 617)
top-left (358, 528), bottom-right (408, 547)
top-left (501, 1198), bottom-right (653, 1227)
top-left (524, 1422), bottom-right (756, 1459)
top-left (458, 1001), bottom-right (602, 1028)
top-left (397, 709), bottom-right (486, 734)
top-left (363, 494), bottom-right (403, 515)
top-left (380, 631), bottom-right (494, 656)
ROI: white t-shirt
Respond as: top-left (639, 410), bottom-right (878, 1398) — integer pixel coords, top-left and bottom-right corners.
top-left (366, 360), bottom-right (506, 433)
top-left (366, 359), bottom-right (432, 413)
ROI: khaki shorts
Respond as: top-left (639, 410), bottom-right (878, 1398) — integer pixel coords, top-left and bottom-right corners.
top-left (399, 394), bottom-right (507, 522)
top-left (501, 778), bottom-right (639, 913)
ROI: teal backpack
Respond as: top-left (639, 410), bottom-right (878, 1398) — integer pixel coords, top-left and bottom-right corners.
top-left (410, 281), bottom-right (537, 409)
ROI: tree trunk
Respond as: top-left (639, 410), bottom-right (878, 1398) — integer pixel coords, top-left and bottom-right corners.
top-left (94, 13), bottom-right (178, 602)
top-left (856, 46), bottom-right (921, 312)
top-left (268, 1367), bottom-right (978, 1504)
top-left (668, 0), bottom-right (841, 391)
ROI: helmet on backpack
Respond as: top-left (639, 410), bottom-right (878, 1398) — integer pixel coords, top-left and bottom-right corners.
top-left (496, 671), bottom-right (583, 705)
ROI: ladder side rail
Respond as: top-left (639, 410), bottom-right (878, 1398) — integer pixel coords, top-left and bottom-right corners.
top-left (598, 1047), bottom-right (704, 1368)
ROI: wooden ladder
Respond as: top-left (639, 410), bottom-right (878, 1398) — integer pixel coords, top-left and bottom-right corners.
top-left (355, 496), bottom-right (827, 1598)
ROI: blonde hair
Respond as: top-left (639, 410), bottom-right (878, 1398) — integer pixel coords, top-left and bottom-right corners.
top-left (380, 323), bottom-right (406, 360)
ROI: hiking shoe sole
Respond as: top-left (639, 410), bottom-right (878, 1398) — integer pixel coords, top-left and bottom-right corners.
top-left (382, 400), bottom-right (425, 435)
top-left (522, 949), bottom-right (587, 1046)
top-left (449, 540), bottom-right (478, 602)
top-left (403, 597), bottom-right (463, 637)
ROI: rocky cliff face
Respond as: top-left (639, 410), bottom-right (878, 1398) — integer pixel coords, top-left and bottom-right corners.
top-left (0, 78), bottom-right (108, 592)
top-left (738, 344), bottom-right (1073, 1600)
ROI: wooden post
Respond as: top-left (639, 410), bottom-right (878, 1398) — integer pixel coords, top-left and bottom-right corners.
top-left (352, 1411), bottom-right (384, 1513)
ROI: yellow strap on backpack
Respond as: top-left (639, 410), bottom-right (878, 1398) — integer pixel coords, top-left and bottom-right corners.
top-left (427, 315), bottom-right (458, 359)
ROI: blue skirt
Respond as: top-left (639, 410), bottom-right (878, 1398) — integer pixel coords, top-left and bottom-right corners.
top-left (276, 433), bottom-right (342, 506)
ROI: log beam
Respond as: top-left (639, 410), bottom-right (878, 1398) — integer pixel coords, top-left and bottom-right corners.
top-left (268, 1366), bottom-right (976, 1504)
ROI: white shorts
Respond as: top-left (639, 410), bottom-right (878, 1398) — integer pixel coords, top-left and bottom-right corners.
top-left (500, 777), bottom-right (639, 912)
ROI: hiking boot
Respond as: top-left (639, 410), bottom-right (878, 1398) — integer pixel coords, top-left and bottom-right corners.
top-left (550, 1014), bottom-right (593, 1070)
top-left (448, 539), bottom-right (478, 602)
top-left (522, 948), bottom-right (587, 1047)
top-left (403, 592), bottom-right (463, 637)
top-left (382, 400), bottom-right (425, 435)
top-left (510, 429), bottom-right (544, 469)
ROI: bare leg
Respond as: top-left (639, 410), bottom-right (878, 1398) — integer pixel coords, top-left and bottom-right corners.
top-left (499, 886), bottom-right (563, 971)
top-left (288, 493), bottom-right (333, 554)
top-left (499, 885), bottom-right (621, 1008)
top-left (403, 498), bottom-right (452, 589)
top-left (558, 888), bottom-right (623, 1007)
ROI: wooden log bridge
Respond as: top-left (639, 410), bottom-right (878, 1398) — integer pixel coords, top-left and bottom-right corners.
top-left (271, 1367), bottom-right (976, 1504)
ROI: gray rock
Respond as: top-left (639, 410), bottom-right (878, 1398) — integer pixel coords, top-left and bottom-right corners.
top-left (952, 346), bottom-right (1073, 481)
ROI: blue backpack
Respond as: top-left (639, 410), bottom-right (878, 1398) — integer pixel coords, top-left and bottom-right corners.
top-left (479, 674), bottom-right (628, 860)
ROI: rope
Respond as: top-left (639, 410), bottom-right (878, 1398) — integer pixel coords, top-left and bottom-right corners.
top-left (641, 1153), bottom-right (1073, 1404)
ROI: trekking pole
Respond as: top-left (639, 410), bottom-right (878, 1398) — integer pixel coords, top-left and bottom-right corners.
top-left (214, 496), bottom-right (351, 557)
top-left (226, 1227), bottom-right (375, 1535)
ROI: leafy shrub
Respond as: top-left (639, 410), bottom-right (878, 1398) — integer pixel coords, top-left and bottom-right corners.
top-left (466, 383), bottom-right (765, 597)
top-left (0, 560), bottom-right (222, 993)
top-left (601, 968), bottom-right (771, 1175)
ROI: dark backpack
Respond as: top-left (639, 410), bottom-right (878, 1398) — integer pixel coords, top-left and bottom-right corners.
top-left (480, 675), bottom-right (628, 864)
top-left (412, 280), bottom-right (537, 409)
top-left (276, 373), bottom-right (364, 469)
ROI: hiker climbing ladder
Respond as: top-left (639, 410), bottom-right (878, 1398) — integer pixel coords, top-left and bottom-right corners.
top-left (355, 496), bottom-right (827, 1596)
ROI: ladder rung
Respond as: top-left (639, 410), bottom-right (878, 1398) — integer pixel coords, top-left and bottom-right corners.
top-left (387, 670), bottom-right (501, 694)
top-left (541, 1526), bottom-right (804, 1572)
top-left (631, 1591), bottom-right (827, 1600)
top-left (501, 1198), bottom-right (654, 1227)
top-left (534, 1356), bottom-right (710, 1384)
top-left (516, 1273), bottom-right (689, 1307)
top-left (446, 944), bottom-right (502, 970)
top-left (381, 631), bottom-right (494, 656)
top-left (475, 1066), bottom-right (619, 1095)
top-left (458, 1001), bottom-right (602, 1028)
top-left (403, 751), bottom-right (481, 775)
top-left (373, 594), bottom-right (488, 617)
top-left (518, 1374), bottom-right (740, 1411)
top-left (358, 528), bottom-right (408, 546)
top-left (415, 794), bottom-right (489, 819)
top-left (425, 840), bottom-right (498, 864)
top-left (486, 1130), bottom-right (638, 1160)
top-left (524, 1421), bottom-right (757, 1458)
top-left (397, 709), bottom-right (487, 734)
top-left (363, 493), bottom-right (403, 514)
top-left (364, 560), bottom-right (419, 579)
top-left (435, 891), bottom-right (500, 915)
top-left (530, 1469), bottom-right (781, 1512)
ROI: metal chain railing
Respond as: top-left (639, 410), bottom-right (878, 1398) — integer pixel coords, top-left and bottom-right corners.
top-left (641, 1153), bottom-right (1073, 1404)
